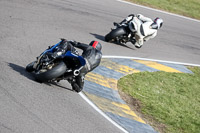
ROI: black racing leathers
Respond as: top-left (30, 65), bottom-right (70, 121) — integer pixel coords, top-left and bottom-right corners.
top-left (51, 39), bottom-right (77, 57)
top-left (70, 41), bottom-right (102, 92)
top-left (53, 39), bottom-right (102, 92)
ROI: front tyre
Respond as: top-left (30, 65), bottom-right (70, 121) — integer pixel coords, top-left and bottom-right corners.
top-left (35, 61), bottom-right (67, 82)
top-left (105, 30), bottom-right (118, 42)
top-left (105, 32), bottom-right (112, 42)
top-left (26, 61), bottom-right (36, 72)
top-left (105, 27), bottom-right (127, 42)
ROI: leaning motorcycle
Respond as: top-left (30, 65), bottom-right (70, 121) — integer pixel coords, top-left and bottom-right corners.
top-left (105, 23), bottom-right (136, 45)
top-left (26, 41), bottom-right (86, 83)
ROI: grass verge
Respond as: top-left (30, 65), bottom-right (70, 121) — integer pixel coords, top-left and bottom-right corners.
top-left (127, 0), bottom-right (200, 20)
top-left (118, 66), bottom-right (200, 133)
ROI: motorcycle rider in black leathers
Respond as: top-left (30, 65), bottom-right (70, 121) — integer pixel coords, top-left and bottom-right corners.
top-left (50, 39), bottom-right (102, 93)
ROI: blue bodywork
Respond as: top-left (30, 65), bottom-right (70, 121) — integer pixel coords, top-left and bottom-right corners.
top-left (41, 41), bottom-right (61, 55)
top-left (41, 41), bottom-right (86, 67)
top-left (65, 51), bottom-right (86, 66)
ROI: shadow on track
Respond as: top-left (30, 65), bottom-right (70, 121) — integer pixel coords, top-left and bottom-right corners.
top-left (90, 33), bottom-right (105, 41)
top-left (47, 82), bottom-right (74, 92)
top-left (8, 63), bottom-right (35, 81)
top-left (90, 33), bottom-right (136, 50)
top-left (8, 62), bottom-right (73, 92)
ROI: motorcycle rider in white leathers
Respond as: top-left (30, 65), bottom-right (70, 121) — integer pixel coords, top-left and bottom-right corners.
top-left (116, 14), bottom-right (163, 48)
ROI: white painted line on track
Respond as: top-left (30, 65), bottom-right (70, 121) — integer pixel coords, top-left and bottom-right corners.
top-left (79, 92), bottom-right (128, 133)
top-left (103, 55), bottom-right (200, 67)
top-left (117, 0), bottom-right (200, 23)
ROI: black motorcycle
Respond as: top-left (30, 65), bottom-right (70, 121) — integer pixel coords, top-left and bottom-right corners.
top-left (105, 22), bottom-right (136, 45)
top-left (26, 41), bottom-right (86, 83)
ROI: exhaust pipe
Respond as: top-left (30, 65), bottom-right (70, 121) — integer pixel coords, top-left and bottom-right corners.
top-left (73, 69), bottom-right (80, 76)
top-left (73, 66), bottom-right (83, 76)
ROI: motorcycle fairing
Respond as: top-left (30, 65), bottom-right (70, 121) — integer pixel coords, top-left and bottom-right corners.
top-left (41, 41), bottom-right (62, 55)
top-left (65, 51), bottom-right (86, 66)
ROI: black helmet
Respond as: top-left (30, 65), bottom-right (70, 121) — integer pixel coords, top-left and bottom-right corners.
top-left (89, 41), bottom-right (102, 51)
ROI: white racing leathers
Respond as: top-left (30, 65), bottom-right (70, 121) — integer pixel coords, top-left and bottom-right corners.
top-left (126, 14), bottom-right (157, 47)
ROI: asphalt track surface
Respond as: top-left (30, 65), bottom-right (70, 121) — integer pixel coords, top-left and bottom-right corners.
top-left (0, 0), bottom-right (200, 133)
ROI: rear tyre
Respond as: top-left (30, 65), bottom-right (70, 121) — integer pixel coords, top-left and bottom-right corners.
top-left (35, 61), bottom-right (67, 82)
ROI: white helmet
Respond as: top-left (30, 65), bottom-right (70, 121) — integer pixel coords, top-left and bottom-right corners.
top-left (154, 17), bottom-right (163, 29)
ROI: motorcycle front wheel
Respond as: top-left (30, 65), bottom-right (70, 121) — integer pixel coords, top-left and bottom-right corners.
top-left (105, 26), bottom-right (127, 42)
top-left (26, 61), bottom-right (36, 72)
top-left (34, 61), bottom-right (67, 82)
